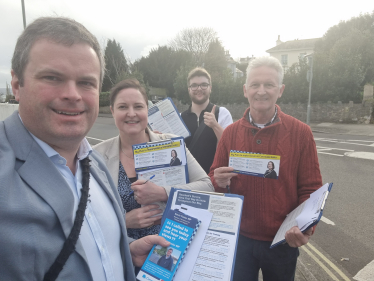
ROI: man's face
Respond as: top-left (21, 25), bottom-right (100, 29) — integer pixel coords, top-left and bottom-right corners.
top-left (11, 39), bottom-right (101, 150)
top-left (243, 66), bottom-right (285, 119)
top-left (166, 249), bottom-right (173, 257)
top-left (188, 76), bottom-right (211, 105)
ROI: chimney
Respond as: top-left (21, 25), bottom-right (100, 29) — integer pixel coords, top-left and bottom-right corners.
top-left (276, 35), bottom-right (283, 46)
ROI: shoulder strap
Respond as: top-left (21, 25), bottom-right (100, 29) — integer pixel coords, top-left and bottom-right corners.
top-left (188, 122), bottom-right (206, 153)
top-left (44, 157), bottom-right (91, 281)
top-left (214, 105), bottom-right (220, 121)
top-left (189, 104), bottom-right (219, 153)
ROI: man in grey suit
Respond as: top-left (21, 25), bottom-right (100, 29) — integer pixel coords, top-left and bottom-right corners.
top-left (0, 17), bottom-right (169, 281)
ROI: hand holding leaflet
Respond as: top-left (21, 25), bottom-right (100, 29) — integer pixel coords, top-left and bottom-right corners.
top-left (137, 209), bottom-right (201, 281)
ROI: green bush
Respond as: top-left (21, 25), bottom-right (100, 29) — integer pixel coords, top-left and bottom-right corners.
top-left (99, 92), bottom-right (110, 107)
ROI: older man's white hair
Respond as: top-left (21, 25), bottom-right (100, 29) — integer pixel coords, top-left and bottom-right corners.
top-left (245, 56), bottom-right (284, 87)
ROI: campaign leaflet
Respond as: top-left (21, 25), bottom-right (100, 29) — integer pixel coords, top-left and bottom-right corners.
top-left (137, 210), bottom-right (201, 281)
top-left (148, 97), bottom-right (190, 138)
top-left (228, 150), bottom-right (280, 179)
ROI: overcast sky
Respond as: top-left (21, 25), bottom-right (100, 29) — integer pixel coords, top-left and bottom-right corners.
top-left (0, 0), bottom-right (373, 88)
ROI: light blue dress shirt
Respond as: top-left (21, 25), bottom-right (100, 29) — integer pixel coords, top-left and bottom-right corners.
top-left (31, 135), bottom-right (124, 281)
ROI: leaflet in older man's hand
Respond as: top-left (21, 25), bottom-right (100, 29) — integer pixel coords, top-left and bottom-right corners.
top-left (228, 150), bottom-right (281, 179)
top-left (137, 209), bottom-right (201, 281)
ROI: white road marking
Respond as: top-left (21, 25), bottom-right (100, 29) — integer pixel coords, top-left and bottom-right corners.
top-left (316, 123), bottom-right (334, 127)
top-left (316, 146), bottom-right (354, 151)
top-left (318, 152), bottom-right (344, 157)
top-left (317, 146), bottom-right (353, 156)
top-left (345, 152), bottom-right (374, 160)
top-left (321, 216), bottom-right (335, 225)
top-left (347, 140), bottom-right (374, 143)
top-left (354, 259), bottom-right (374, 281)
top-left (339, 141), bottom-right (374, 147)
top-left (315, 138), bottom-right (374, 147)
top-left (86, 136), bottom-right (105, 142)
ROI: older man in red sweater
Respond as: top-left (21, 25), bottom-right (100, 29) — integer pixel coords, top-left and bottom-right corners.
top-left (209, 56), bottom-right (322, 281)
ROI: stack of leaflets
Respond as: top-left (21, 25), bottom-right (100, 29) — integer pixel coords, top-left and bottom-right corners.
top-left (271, 182), bottom-right (333, 248)
top-left (137, 209), bottom-right (201, 281)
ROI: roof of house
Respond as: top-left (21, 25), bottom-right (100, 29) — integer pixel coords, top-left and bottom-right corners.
top-left (266, 38), bottom-right (321, 53)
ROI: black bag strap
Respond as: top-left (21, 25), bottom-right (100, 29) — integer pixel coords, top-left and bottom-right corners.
top-left (44, 157), bottom-right (91, 281)
top-left (189, 105), bottom-right (219, 153)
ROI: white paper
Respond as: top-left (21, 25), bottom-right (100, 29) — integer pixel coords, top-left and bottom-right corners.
top-left (296, 183), bottom-right (329, 230)
top-left (137, 166), bottom-right (187, 187)
top-left (148, 98), bottom-right (190, 138)
top-left (173, 205), bottom-right (213, 281)
top-left (271, 183), bottom-right (331, 247)
top-left (170, 190), bottom-right (243, 281)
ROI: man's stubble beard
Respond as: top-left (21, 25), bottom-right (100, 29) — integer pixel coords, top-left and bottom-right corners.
top-left (190, 91), bottom-right (210, 105)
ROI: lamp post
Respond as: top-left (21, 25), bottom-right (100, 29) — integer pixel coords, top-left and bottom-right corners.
top-left (21, 0), bottom-right (26, 29)
top-left (305, 53), bottom-right (313, 125)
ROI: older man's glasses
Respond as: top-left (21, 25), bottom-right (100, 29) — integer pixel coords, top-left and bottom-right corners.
top-left (189, 83), bottom-right (210, 91)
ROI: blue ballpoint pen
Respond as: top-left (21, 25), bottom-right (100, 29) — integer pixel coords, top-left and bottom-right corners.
top-left (129, 175), bottom-right (155, 196)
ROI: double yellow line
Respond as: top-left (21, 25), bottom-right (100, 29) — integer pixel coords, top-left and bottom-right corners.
top-left (301, 243), bottom-right (351, 281)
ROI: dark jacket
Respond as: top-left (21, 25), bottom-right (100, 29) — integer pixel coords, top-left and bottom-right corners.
top-left (170, 157), bottom-right (181, 166)
top-left (264, 169), bottom-right (277, 179)
top-left (157, 255), bottom-right (173, 271)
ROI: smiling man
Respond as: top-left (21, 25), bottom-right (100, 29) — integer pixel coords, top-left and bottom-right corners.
top-left (181, 67), bottom-right (233, 174)
top-left (209, 56), bottom-right (322, 281)
top-left (0, 17), bottom-right (168, 281)
top-left (157, 248), bottom-right (174, 271)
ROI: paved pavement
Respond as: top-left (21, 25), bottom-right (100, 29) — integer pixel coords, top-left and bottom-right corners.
top-left (310, 122), bottom-right (374, 136)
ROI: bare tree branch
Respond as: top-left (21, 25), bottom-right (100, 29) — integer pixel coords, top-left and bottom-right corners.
top-left (169, 27), bottom-right (218, 65)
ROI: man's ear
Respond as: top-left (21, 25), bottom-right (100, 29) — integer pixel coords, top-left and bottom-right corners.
top-left (11, 70), bottom-right (21, 102)
top-left (243, 84), bottom-right (247, 98)
top-left (278, 84), bottom-right (285, 98)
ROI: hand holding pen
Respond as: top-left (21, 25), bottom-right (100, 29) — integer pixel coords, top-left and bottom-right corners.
top-left (131, 175), bottom-right (168, 205)
top-left (129, 175), bottom-right (155, 198)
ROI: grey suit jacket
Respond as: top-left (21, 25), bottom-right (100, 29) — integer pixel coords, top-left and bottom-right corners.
top-left (0, 111), bottom-right (136, 281)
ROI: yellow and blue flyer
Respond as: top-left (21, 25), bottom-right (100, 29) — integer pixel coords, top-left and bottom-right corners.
top-left (133, 136), bottom-right (189, 184)
top-left (229, 150), bottom-right (281, 179)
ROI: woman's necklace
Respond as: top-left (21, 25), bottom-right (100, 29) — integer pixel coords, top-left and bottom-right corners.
top-left (121, 147), bottom-right (134, 159)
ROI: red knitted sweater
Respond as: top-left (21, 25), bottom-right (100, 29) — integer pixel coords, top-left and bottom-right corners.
top-left (209, 106), bottom-right (322, 241)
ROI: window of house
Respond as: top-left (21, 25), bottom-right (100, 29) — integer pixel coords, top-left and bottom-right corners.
top-left (281, 55), bottom-right (288, 66)
top-left (299, 52), bottom-right (307, 59)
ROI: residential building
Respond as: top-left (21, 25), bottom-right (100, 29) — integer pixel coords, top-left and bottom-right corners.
top-left (266, 35), bottom-right (320, 69)
top-left (225, 50), bottom-right (243, 79)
